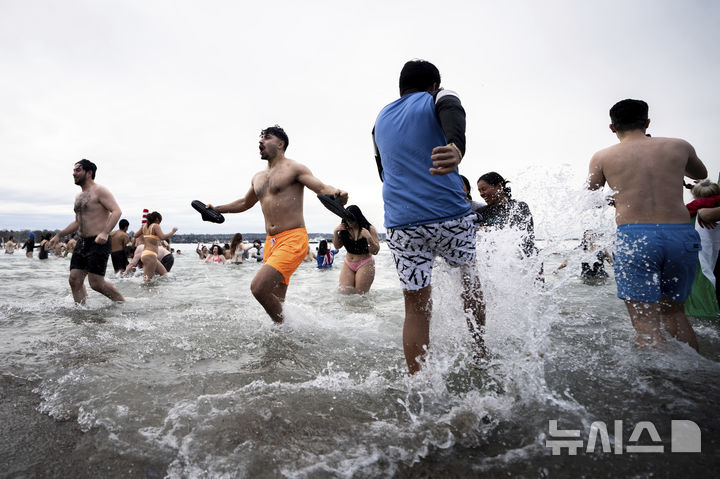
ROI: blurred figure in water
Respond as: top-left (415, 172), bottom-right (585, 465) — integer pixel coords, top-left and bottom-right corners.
top-left (554, 230), bottom-right (613, 284)
top-left (22, 232), bottom-right (35, 258)
top-left (37, 233), bottom-right (52, 260)
top-left (333, 205), bottom-right (380, 294)
top-left (204, 244), bottom-right (226, 264)
top-left (5, 235), bottom-right (16, 254)
top-left (196, 243), bottom-right (209, 260)
top-left (316, 239), bottom-right (338, 269)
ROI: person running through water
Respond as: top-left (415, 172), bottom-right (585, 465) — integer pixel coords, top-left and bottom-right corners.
top-left (207, 125), bottom-right (348, 323)
top-left (49, 159), bottom-right (125, 303)
top-left (373, 59), bottom-right (485, 373)
top-left (587, 98), bottom-right (707, 350)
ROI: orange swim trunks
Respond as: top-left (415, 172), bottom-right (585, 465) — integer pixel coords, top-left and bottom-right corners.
top-left (263, 227), bottom-right (308, 285)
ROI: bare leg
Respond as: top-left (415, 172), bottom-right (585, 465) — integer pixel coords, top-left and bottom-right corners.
top-left (338, 262), bottom-right (357, 295)
top-left (625, 300), bottom-right (665, 348)
top-left (142, 255), bottom-right (159, 283)
top-left (250, 265), bottom-right (288, 323)
top-left (403, 286), bottom-right (432, 374)
top-left (69, 269), bottom-right (89, 304)
top-left (659, 296), bottom-right (699, 351)
top-left (461, 264), bottom-right (487, 357)
top-left (87, 273), bottom-right (125, 302)
top-left (354, 260), bottom-right (376, 294)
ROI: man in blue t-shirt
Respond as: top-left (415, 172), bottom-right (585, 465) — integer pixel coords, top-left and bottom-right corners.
top-left (373, 59), bottom-right (485, 374)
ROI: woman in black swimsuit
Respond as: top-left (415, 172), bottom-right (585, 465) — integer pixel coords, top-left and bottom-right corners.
top-left (332, 205), bottom-right (380, 294)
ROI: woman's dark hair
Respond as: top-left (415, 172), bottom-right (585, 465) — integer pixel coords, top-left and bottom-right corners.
top-left (477, 172), bottom-right (512, 198)
top-left (211, 244), bottom-right (221, 254)
top-left (230, 233), bottom-right (243, 255)
top-left (318, 239), bottom-right (328, 256)
top-left (343, 205), bottom-right (371, 230)
top-left (146, 211), bottom-right (162, 224)
top-left (460, 175), bottom-right (472, 201)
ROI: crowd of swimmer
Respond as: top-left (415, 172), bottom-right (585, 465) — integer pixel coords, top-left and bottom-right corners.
top-left (2, 171), bottom-right (545, 294)
top-left (8, 176), bottom-right (719, 307)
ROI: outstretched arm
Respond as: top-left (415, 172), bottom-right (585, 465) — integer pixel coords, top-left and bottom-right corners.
top-left (297, 164), bottom-right (348, 204)
top-left (210, 183), bottom-right (259, 213)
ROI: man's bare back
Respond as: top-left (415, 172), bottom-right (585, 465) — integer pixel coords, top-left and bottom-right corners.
top-left (110, 228), bottom-right (130, 252)
top-left (589, 133), bottom-right (706, 225)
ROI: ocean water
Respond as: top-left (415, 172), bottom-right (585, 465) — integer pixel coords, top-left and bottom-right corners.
top-left (2, 226), bottom-right (719, 477)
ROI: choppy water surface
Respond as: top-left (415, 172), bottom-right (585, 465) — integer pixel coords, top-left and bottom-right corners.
top-left (1, 231), bottom-right (719, 477)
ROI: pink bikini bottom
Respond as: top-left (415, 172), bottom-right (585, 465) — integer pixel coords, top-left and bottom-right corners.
top-left (344, 256), bottom-right (374, 273)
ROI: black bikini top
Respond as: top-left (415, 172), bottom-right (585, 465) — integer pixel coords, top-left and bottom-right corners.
top-left (339, 229), bottom-right (369, 255)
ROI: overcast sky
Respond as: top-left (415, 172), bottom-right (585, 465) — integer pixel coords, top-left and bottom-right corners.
top-left (1, 0), bottom-right (719, 236)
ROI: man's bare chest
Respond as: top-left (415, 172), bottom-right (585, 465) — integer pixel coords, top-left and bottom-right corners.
top-left (254, 171), bottom-right (298, 199)
top-left (74, 191), bottom-right (97, 213)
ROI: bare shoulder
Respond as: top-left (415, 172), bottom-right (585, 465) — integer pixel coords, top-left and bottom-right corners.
top-left (286, 158), bottom-right (311, 173)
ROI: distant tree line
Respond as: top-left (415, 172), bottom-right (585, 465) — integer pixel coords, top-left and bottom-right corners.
top-left (1, 230), bottom-right (384, 244)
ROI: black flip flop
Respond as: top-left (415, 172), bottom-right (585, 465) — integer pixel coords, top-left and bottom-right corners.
top-left (317, 194), bottom-right (353, 222)
top-left (191, 200), bottom-right (225, 224)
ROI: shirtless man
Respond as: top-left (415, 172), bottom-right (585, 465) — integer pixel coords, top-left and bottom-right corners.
top-left (588, 99), bottom-right (707, 350)
top-left (49, 159), bottom-right (125, 303)
top-left (208, 125), bottom-right (348, 322)
top-left (110, 219), bottom-right (131, 273)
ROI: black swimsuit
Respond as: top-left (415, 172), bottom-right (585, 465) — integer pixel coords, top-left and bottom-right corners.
top-left (339, 229), bottom-right (370, 255)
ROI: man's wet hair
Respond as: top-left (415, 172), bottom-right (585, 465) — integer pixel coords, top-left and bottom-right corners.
top-left (610, 99), bottom-right (649, 132)
top-left (261, 125), bottom-right (289, 150)
top-left (76, 159), bottom-right (97, 179)
top-left (119, 219), bottom-right (129, 230)
top-left (399, 60), bottom-right (441, 96)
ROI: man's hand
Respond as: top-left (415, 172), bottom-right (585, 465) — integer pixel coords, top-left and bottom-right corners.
top-left (334, 189), bottom-right (349, 205)
top-left (48, 235), bottom-right (59, 249)
top-left (429, 143), bottom-right (462, 175)
top-left (95, 232), bottom-right (109, 244)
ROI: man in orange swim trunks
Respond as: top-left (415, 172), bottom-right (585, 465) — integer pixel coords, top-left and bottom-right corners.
top-left (208, 125), bottom-right (348, 323)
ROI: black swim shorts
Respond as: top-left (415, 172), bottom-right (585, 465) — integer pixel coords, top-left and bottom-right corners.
top-left (111, 250), bottom-right (129, 272)
top-left (70, 236), bottom-right (111, 276)
top-left (160, 253), bottom-right (174, 272)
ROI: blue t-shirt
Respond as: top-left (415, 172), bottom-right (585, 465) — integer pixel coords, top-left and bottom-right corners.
top-left (374, 92), bottom-right (470, 229)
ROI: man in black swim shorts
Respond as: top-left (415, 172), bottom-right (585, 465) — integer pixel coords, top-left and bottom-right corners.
top-left (50, 159), bottom-right (125, 303)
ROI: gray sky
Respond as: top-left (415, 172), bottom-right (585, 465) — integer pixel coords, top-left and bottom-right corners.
top-left (1, 0), bottom-right (719, 235)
